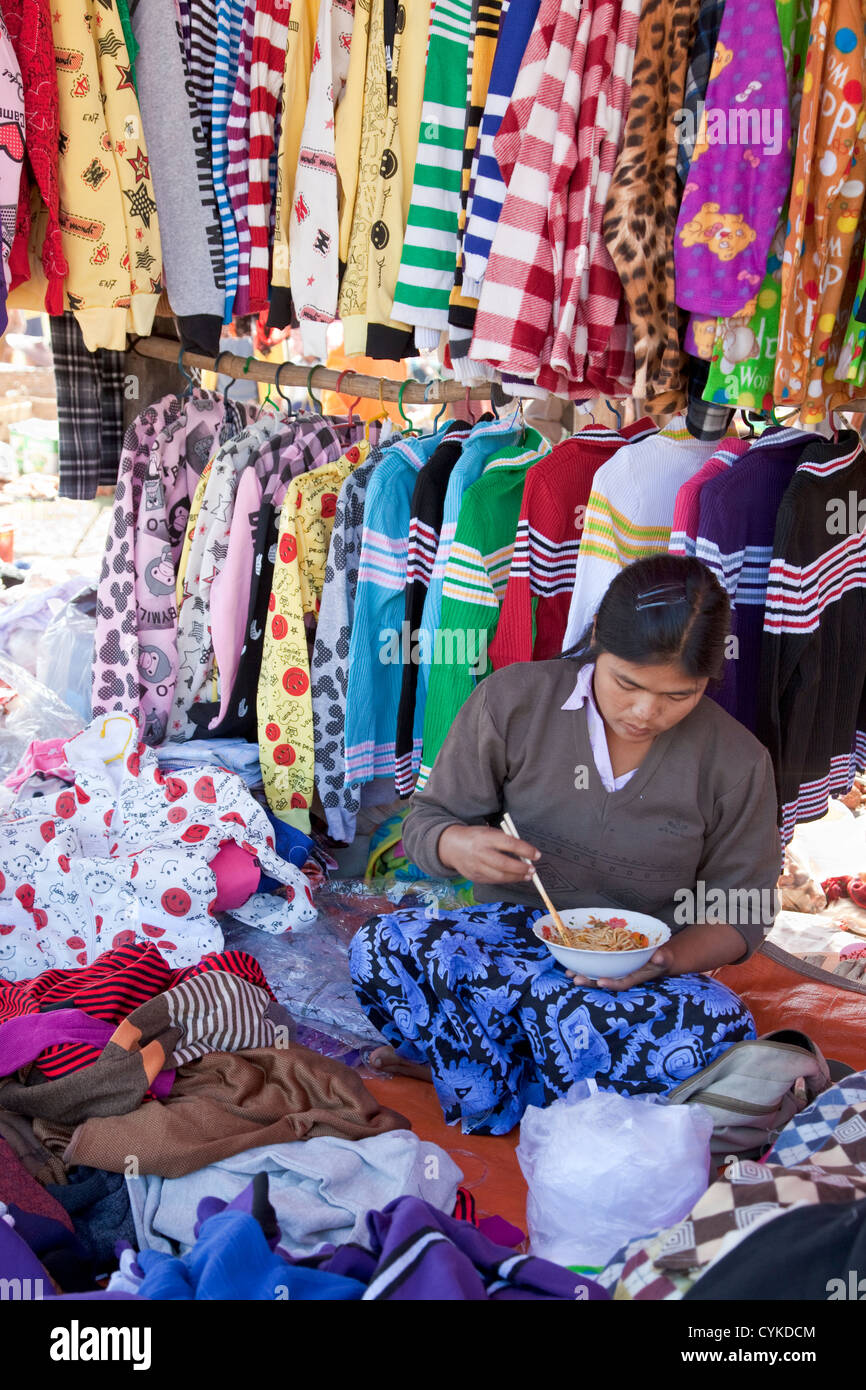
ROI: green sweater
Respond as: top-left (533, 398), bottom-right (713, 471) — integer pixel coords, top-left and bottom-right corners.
top-left (420, 428), bottom-right (549, 777)
top-left (404, 659), bottom-right (782, 956)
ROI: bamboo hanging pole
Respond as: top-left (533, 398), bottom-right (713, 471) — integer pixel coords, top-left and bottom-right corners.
top-left (131, 336), bottom-right (504, 404)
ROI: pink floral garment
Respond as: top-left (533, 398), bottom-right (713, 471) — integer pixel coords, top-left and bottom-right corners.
top-left (0, 714), bottom-right (317, 983)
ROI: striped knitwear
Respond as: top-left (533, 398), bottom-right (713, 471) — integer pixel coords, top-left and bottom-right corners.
top-left (212, 0), bottom-right (246, 321)
top-left (390, 0), bottom-right (474, 349)
top-left (395, 422), bottom-right (475, 795)
top-left (758, 433), bottom-right (866, 842)
top-left (693, 429), bottom-right (811, 732)
top-left (490, 424), bottom-right (639, 670)
top-left (561, 418), bottom-right (738, 651)
top-left (414, 413), bottom-right (527, 787)
top-left (420, 428), bottom-right (550, 784)
top-left (247, 0), bottom-right (292, 309)
top-left (344, 433), bottom-right (447, 788)
top-left (462, 0), bottom-right (540, 299)
top-left (447, 0), bottom-right (504, 380)
top-left (185, 0), bottom-right (219, 128)
top-left (225, 0), bottom-right (256, 316)
top-left (271, 0), bottom-right (319, 290)
top-left (468, 0), bottom-right (574, 381)
top-left (668, 440), bottom-right (749, 556)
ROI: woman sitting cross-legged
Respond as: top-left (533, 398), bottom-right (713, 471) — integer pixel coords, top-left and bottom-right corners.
top-left (349, 554), bottom-right (781, 1135)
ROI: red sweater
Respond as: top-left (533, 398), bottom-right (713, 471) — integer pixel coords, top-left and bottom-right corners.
top-left (489, 419), bottom-right (656, 668)
top-left (4, 0), bottom-right (68, 312)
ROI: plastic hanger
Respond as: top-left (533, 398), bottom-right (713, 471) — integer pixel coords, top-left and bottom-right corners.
top-left (306, 366), bottom-right (322, 414)
top-left (274, 360), bottom-right (296, 420)
top-left (605, 398), bottom-right (623, 430)
top-left (397, 379), bottom-right (422, 437)
top-left (177, 346), bottom-right (197, 399)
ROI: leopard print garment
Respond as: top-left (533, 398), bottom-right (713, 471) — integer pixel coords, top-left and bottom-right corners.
top-left (602, 0), bottom-right (700, 412)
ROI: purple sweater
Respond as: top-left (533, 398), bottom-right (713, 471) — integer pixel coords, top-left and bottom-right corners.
top-left (674, 0), bottom-right (791, 316)
top-left (695, 429), bottom-right (812, 731)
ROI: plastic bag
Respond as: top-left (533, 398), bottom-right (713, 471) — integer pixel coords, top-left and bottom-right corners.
top-left (0, 652), bottom-right (83, 781)
top-left (516, 1082), bottom-right (714, 1270)
top-left (37, 585), bottom-right (96, 723)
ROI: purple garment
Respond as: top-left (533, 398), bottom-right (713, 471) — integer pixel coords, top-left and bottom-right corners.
top-left (0, 1010), bottom-right (113, 1073)
top-left (225, 0), bottom-right (256, 317)
top-left (674, 0), bottom-right (790, 317)
top-left (0, 1009), bottom-right (175, 1099)
top-left (696, 429), bottom-right (811, 730)
top-left (299, 1197), bottom-right (607, 1300)
top-left (0, 1220), bottom-right (141, 1298)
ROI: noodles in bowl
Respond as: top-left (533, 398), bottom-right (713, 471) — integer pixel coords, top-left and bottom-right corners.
top-left (533, 907), bottom-right (671, 979)
top-left (539, 914), bottom-right (649, 952)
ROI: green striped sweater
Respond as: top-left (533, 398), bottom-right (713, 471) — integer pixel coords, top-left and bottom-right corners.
top-left (419, 428), bottom-right (550, 782)
top-left (390, 0), bottom-right (474, 350)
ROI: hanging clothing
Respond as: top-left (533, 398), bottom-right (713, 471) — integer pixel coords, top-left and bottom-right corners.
top-left (338, 0), bottom-right (390, 354)
top-left (692, 428), bottom-right (811, 731)
top-left (225, 0), bottom-right (258, 317)
top-left (491, 421), bottom-right (655, 670)
top-left (0, 13), bottom-right (24, 327)
top-left (363, 0), bottom-right (431, 360)
top-left (3, 0), bottom-right (67, 315)
top-left (758, 431), bottom-right (866, 842)
top-left (92, 391), bottom-right (253, 745)
top-left (170, 415), bottom-right (283, 742)
top-left (259, 440), bottom-right (371, 830)
top-left (311, 448), bottom-right (385, 843)
top-left (561, 418), bottom-right (733, 651)
top-left (601, 0), bottom-right (700, 408)
top-left (270, 0), bottom-right (319, 299)
top-left (130, 0), bottom-right (226, 354)
top-left (420, 428), bottom-right (551, 783)
top-left (774, 0), bottom-right (866, 421)
top-left (290, 0), bottom-right (355, 356)
top-left (212, 0), bottom-right (246, 322)
top-left (415, 413), bottom-right (525, 778)
top-left (390, 0), bottom-right (473, 351)
top-left (673, 0), bottom-right (791, 319)
top-left (394, 422), bottom-right (475, 796)
top-left (667, 438), bottom-right (749, 556)
top-left (49, 313), bottom-right (124, 501)
top-left (350, 903), bottom-right (756, 1135)
top-left (343, 433), bottom-right (446, 789)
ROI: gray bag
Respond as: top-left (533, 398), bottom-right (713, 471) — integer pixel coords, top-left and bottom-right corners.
top-left (665, 1029), bottom-right (831, 1157)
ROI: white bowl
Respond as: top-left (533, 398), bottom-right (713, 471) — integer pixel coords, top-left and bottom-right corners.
top-left (532, 908), bottom-right (671, 980)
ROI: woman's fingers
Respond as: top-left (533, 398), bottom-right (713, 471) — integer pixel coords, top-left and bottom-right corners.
top-left (477, 848), bottom-right (537, 881)
top-left (488, 830), bottom-right (540, 861)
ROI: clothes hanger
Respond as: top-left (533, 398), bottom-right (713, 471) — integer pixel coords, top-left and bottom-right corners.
top-left (397, 379), bottom-right (422, 437)
top-left (306, 366), bottom-right (322, 415)
top-left (214, 350), bottom-right (244, 409)
top-left (605, 398), bottom-right (623, 430)
top-left (462, 385), bottom-right (477, 427)
top-left (274, 360), bottom-right (296, 420)
top-left (177, 346), bottom-right (197, 399)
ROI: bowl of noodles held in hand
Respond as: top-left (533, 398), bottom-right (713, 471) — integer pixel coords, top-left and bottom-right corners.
top-left (532, 909), bottom-right (671, 980)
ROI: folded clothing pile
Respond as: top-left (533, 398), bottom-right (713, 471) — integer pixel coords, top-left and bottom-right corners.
top-left (0, 711), bottom-right (317, 982)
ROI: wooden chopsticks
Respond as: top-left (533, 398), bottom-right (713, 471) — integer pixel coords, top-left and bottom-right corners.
top-left (500, 813), bottom-right (570, 945)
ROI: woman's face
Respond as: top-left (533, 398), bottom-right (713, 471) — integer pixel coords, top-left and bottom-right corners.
top-left (593, 653), bottom-right (708, 742)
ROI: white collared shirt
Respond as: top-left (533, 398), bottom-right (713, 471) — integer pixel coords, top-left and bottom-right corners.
top-left (560, 662), bottom-right (637, 793)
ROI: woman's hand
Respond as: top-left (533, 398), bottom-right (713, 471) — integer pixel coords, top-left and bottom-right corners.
top-left (565, 921), bottom-right (748, 991)
top-left (437, 824), bottom-right (540, 884)
top-left (566, 944), bottom-right (674, 991)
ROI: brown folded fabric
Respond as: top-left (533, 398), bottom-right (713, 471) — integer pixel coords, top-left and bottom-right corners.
top-left (60, 1045), bottom-right (412, 1178)
top-left (0, 1108), bottom-right (68, 1186)
top-left (0, 974), bottom-right (284, 1127)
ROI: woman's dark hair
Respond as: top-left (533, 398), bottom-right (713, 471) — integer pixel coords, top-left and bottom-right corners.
top-left (562, 554), bottom-right (731, 683)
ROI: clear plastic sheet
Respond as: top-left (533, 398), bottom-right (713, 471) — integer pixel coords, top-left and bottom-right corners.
top-left (221, 876), bottom-right (469, 1057)
top-left (36, 587), bottom-right (97, 723)
top-left (0, 652), bottom-right (83, 781)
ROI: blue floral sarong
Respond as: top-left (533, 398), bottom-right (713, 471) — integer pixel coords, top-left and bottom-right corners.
top-left (349, 902), bottom-right (756, 1135)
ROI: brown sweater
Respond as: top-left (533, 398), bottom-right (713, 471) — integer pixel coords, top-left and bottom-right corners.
top-left (403, 660), bottom-right (781, 956)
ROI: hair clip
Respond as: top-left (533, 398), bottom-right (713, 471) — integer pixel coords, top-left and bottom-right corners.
top-left (635, 583), bottom-right (689, 611)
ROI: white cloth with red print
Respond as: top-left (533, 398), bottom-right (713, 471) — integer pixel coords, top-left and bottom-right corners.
top-left (0, 714), bottom-right (317, 982)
